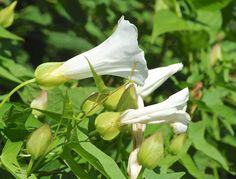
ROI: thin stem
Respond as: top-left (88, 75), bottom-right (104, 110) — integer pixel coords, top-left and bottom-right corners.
top-left (213, 167), bottom-right (219, 179)
top-left (31, 157), bottom-right (44, 173)
top-left (0, 78), bottom-right (36, 109)
top-left (26, 158), bottom-right (34, 176)
top-left (54, 118), bottom-right (63, 137)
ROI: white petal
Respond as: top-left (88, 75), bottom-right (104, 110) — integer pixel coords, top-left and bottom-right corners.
top-left (166, 88), bottom-right (189, 111)
top-left (170, 122), bottom-right (188, 134)
top-left (137, 95), bottom-right (144, 108)
top-left (59, 16), bottom-right (148, 85)
top-left (148, 111), bottom-right (191, 124)
top-left (30, 91), bottom-right (48, 110)
top-left (127, 149), bottom-right (142, 179)
top-left (121, 88), bottom-right (189, 124)
top-left (30, 91), bottom-right (48, 117)
top-left (122, 108), bottom-right (177, 124)
top-left (138, 63), bottom-right (183, 97)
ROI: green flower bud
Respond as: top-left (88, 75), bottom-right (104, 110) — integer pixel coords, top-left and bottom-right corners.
top-left (168, 134), bottom-right (186, 155)
top-left (104, 85), bottom-right (126, 111)
top-left (0, 1), bottom-right (17, 28)
top-left (95, 112), bottom-right (121, 140)
top-left (35, 62), bottom-right (69, 90)
top-left (117, 83), bottom-right (138, 111)
top-left (138, 132), bottom-right (164, 169)
top-left (82, 93), bottom-right (108, 116)
top-left (27, 124), bottom-right (53, 160)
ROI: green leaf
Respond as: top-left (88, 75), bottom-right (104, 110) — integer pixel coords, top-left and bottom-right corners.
top-left (142, 169), bottom-right (185, 179)
top-left (68, 143), bottom-right (106, 177)
top-left (193, 151), bottom-right (219, 173)
top-left (0, 66), bottom-right (21, 83)
top-left (187, 0), bottom-right (232, 10)
top-left (0, 140), bottom-right (26, 178)
top-left (45, 31), bottom-right (92, 51)
top-left (196, 10), bottom-right (222, 41)
top-left (0, 103), bottom-right (12, 128)
top-left (69, 130), bottom-right (126, 179)
top-left (159, 138), bottom-right (192, 173)
top-left (0, 25), bottom-right (23, 40)
top-left (222, 135), bottom-right (236, 148)
top-left (0, 56), bottom-right (34, 79)
top-left (188, 121), bottom-right (229, 170)
top-left (152, 10), bottom-right (205, 41)
top-left (20, 6), bottom-right (52, 26)
top-left (180, 154), bottom-right (205, 179)
top-left (61, 146), bottom-right (89, 179)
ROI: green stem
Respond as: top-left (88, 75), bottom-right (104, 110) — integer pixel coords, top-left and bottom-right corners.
top-left (0, 78), bottom-right (36, 109)
top-left (54, 117), bottom-right (63, 137)
top-left (27, 158), bottom-right (34, 176)
top-left (31, 157), bottom-right (44, 174)
top-left (213, 167), bottom-right (219, 179)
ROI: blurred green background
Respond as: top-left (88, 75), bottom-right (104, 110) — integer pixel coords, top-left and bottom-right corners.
top-left (0, 0), bottom-right (236, 178)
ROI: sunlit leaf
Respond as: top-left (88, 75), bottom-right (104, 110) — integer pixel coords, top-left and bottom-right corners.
top-left (0, 140), bottom-right (26, 178)
top-left (188, 121), bottom-right (229, 170)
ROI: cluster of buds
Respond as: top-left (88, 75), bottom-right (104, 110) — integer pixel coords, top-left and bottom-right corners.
top-left (28, 16), bottom-right (190, 179)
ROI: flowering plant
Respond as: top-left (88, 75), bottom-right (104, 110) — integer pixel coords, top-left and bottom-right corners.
top-left (1, 1), bottom-right (234, 178)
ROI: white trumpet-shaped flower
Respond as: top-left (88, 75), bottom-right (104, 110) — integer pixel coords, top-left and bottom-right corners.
top-left (121, 88), bottom-right (190, 130)
top-left (128, 64), bottom-right (185, 179)
top-left (137, 63), bottom-right (183, 97)
top-left (58, 16), bottom-right (148, 85)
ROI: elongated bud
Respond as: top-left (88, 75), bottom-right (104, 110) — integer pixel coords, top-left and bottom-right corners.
top-left (82, 93), bottom-right (108, 116)
top-left (35, 62), bottom-right (69, 89)
top-left (27, 124), bottom-right (53, 160)
top-left (169, 134), bottom-right (186, 155)
top-left (30, 91), bottom-right (48, 118)
top-left (138, 132), bottom-right (164, 169)
top-left (0, 1), bottom-right (17, 27)
top-left (117, 83), bottom-right (138, 112)
top-left (95, 112), bottom-right (121, 140)
top-left (104, 85), bottom-right (126, 111)
top-left (210, 43), bottom-right (222, 66)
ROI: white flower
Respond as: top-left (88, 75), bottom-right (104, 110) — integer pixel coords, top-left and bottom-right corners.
top-left (127, 64), bottom-right (185, 178)
top-left (121, 88), bottom-right (190, 131)
top-left (57, 16), bottom-right (148, 85)
top-left (138, 63), bottom-right (183, 97)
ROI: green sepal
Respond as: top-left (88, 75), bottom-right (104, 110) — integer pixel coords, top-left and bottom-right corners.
top-left (117, 83), bottom-right (138, 112)
top-left (26, 124), bottom-right (53, 160)
top-left (95, 112), bottom-right (121, 141)
top-left (138, 132), bottom-right (164, 169)
top-left (0, 1), bottom-right (17, 28)
top-left (35, 62), bottom-right (69, 90)
top-left (168, 134), bottom-right (186, 155)
top-left (104, 85), bottom-right (126, 111)
top-left (86, 58), bottom-right (107, 93)
top-left (82, 92), bottom-right (108, 116)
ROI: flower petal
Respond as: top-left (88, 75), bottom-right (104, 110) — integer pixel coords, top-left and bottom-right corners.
top-left (127, 149), bottom-right (142, 179)
top-left (121, 88), bottom-right (189, 124)
top-left (170, 122), bottom-right (188, 134)
top-left (60, 16), bottom-right (148, 85)
top-left (138, 63), bottom-right (183, 97)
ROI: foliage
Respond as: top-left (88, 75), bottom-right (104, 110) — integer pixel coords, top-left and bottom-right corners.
top-left (0, 0), bottom-right (236, 178)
